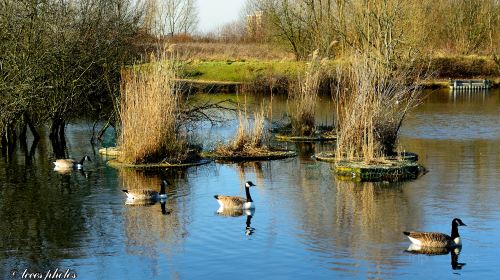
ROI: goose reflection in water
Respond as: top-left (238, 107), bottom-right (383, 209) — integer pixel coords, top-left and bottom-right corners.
top-left (217, 208), bottom-right (255, 236)
top-left (405, 244), bottom-right (466, 270)
top-left (125, 198), bottom-right (171, 215)
top-left (53, 166), bottom-right (88, 177)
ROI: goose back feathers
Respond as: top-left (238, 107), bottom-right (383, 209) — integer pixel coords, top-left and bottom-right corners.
top-left (404, 218), bottom-right (466, 247)
top-left (54, 155), bottom-right (91, 169)
top-left (214, 181), bottom-right (256, 210)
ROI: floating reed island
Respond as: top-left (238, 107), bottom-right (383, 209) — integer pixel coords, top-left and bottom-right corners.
top-left (315, 151), bottom-right (423, 182)
top-left (201, 149), bottom-right (296, 162)
top-left (202, 107), bottom-right (296, 162)
top-left (273, 51), bottom-right (337, 142)
top-left (328, 51), bottom-right (426, 182)
top-left (108, 51), bottom-right (229, 169)
top-left (274, 126), bottom-right (337, 142)
top-left (334, 157), bottom-right (425, 182)
top-left (315, 151), bottom-right (419, 163)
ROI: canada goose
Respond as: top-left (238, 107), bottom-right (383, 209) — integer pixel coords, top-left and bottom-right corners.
top-left (53, 155), bottom-right (91, 169)
top-left (214, 181), bottom-right (256, 210)
top-left (122, 180), bottom-right (169, 201)
top-left (403, 218), bottom-right (467, 247)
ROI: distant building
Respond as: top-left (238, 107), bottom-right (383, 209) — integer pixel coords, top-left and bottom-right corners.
top-left (246, 11), bottom-right (266, 41)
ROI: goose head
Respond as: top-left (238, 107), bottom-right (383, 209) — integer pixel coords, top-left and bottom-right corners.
top-left (161, 180), bottom-right (170, 188)
top-left (453, 218), bottom-right (467, 227)
top-left (83, 155), bottom-right (92, 162)
top-left (245, 181), bottom-right (256, 188)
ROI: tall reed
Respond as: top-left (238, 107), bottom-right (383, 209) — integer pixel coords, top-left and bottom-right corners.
top-left (289, 50), bottom-right (324, 136)
top-left (335, 53), bottom-right (423, 162)
top-left (215, 104), bottom-right (268, 156)
top-left (118, 53), bottom-right (188, 164)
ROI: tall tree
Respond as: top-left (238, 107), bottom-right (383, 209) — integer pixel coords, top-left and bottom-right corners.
top-left (155, 0), bottom-right (199, 35)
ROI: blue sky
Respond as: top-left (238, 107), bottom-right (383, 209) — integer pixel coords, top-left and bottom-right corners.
top-left (196, 0), bottom-right (247, 33)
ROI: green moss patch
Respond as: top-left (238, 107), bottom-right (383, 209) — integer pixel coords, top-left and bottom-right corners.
top-left (334, 159), bottom-right (422, 182)
top-left (315, 151), bottom-right (418, 163)
top-left (201, 150), bottom-right (296, 162)
top-left (180, 60), bottom-right (305, 82)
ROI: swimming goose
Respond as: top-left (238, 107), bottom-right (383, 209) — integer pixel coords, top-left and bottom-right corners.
top-left (53, 155), bottom-right (91, 169)
top-left (214, 181), bottom-right (256, 210)
top-left (122, 180), bottom-right (169, 201)
top-left (403, 218), bottom-right (466, 247)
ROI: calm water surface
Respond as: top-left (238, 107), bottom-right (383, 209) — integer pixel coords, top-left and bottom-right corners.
top-left (0, 89), bottom-right (499, 279)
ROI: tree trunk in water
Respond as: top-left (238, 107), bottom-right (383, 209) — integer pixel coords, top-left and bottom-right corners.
top-left (24, 113), bottom-right (40, 140)
top-left (50, 117), bottom-right (67, 158)
top-left (1, 123), bottom-right (17, 159)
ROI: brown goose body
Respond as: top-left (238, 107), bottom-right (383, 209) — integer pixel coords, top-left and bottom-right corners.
top-left (123, 180), bottom-right (168, 200)
top-left (53, 155), bottom-right (91, 169)
top-left (404, 218), bottom-right (466, 248)
top-left (124, 189), bottom-right (161, 200)
top-left (214, 195), bottom-right (246, 208)
top-left (403, 231), bottom-right (455, 247)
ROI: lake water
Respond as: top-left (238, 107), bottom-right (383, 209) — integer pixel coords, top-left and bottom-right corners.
top-left (0, 89), bottom-right (499, 280)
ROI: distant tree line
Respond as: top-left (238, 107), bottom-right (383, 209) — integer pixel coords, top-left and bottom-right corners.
top-left (248, 0), bottom-right (500, 60)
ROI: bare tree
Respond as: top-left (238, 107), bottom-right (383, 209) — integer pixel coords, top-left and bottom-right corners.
top-left (154, 0), bottom-right (199, 35)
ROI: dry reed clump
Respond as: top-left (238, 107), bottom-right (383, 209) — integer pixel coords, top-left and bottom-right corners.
top-left (289, 50), bottom-right (324, 136)
top-left (118, 55), bottom-right (191, 164)
top-left (215, 105), bottom-right (269, 156)
top-left (335, 53), bottom-right (423, 163)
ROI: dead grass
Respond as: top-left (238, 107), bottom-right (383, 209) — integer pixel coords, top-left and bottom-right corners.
top-left (429, 55), bottom-right (500, 78)
top-left (165, 42), bottom-right (295, 61)
top-left (335, 53), bottom-right (424, 162)
top-left (289, 50), bottom-right (324, 136)
top-left (118, 52), bottom-right (191, 164)
top-left (214, 105), bottom-right (270, 157)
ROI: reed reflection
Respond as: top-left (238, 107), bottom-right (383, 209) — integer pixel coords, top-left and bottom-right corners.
top-left (119, 169), bottom-right (189, 257)
top-left (270, 180), bottom-right (419, 274)
top-left (236, 161), bottom-right (266, 187)
top-left (334, 181), bottom-right (418, 246)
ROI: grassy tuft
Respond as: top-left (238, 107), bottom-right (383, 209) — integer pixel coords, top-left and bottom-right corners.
top-left (118, 53), bottom-right (192, 164)
top-left (214, 105), bottom-right (269, 157)
top-left (288, 50), bottom-right (324, 136)
top-left (335, 53), bottom-right (423, 162)
top-left (180, 60), bottom-right (305, 82)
